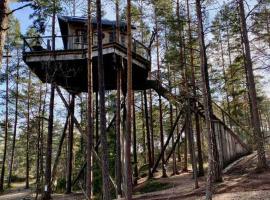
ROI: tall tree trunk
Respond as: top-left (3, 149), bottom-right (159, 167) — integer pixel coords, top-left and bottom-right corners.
top-left (96, 0), bottom-right (111, 198)
top-left (0, 0), bottom-right (9, 65)
top-left (95, 92), bottom-right (99, 149)
top-left (149, 89), bottom-right (155, 166)
top-left (66, 94), bottom-right (75, 193)
top-left (125, 0), bottom-right (133, 198)
top-left (35, 85), bottom-right (44, 200)
top-left (132, 93), bottom-right (138, 185)
top-left (86, 0), bottom-right (93, 199)
top-left (144, 90), bottom-right (153, 178)
top-left (0, 49), bottom-right (9, 191)
top-left (115, 0), bottom-right (122, 197)
top-left (141, 93), bottom-right (147, 164)
top-left (42, 1), bottom-right (56, 198)
top-left (40, 84), bottom-right (48, 191)
top-left (186, 0), bottom-right (204, 177)
top-left (195, 0), bottom-right (222, 198)
top-left (26, 71), bottom-right (31, 189)
top-left (238, 0), bottom-right (268, 170)
top-left (8, 51), bottom-right (19, 187)
top-left (155, 13), bottom-right (167, 178)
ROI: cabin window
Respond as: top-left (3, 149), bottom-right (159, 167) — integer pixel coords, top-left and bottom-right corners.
top-left (121, 35), bottom-right (126, 46)
top-left (109, 32), bottom-right (115, 43)
top-left (75, 29), bottom-right (87, 44)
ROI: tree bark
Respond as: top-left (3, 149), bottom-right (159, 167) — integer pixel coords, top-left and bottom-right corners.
top-left (125, 0), bottom-right (133, 198)
top-left (186, 0), bottom-right (204, 176)
top-left (141, 93), bottom-right (147, 163)
top-left (42, 83), bottom-right (55, 200)
top-left (132, 93), bottom-right (138, 185)
top-left (195, 0), bottom-right (222, 198)
top-left (115, 0), bottom-right (122, 196)
top-left (0, 49), bottom-right (9, 191)
top-left (26, 71), bottom-right (31, 189)
top-left (35, 85), bottom-right (43, 200)
top-left (96, 0), bottom-right (111, 198)
top-left (238, 0), bottom-right (268, 170)
top-left (86, 0), bottom-right (93, 198)
top-left (144, 90), bottom-right (153, 178)
top-left (155, 13), bottom-right (167, 178)
top-left (0, 0), bottom-right (9, 66)
top-left (66, 94), bottom-right (75, 194)
top-left (8, 51), bottom-right (19, 187)
top-left (42, 2), bottom-right (56, 198)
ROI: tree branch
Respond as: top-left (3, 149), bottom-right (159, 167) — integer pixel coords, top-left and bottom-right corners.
top-left (245, 0), bottom-right (263, 19)
top-left (7, 3), bottom-right (32, 16)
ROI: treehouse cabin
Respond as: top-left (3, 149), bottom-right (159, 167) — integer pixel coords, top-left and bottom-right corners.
top-left (23, 16), bottom-right (151, 93)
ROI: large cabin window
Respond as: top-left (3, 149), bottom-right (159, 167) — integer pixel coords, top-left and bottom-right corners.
top-left (75, 29), bottom-right (87, 44)
top-left (109, 32), bottom-right (115, 43)
top-left (121, 35), bottom-right (126, 46)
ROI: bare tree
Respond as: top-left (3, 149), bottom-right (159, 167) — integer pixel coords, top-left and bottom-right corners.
top-left (86, 0), bottom-right (93, 199)
top-left (0, 48), bottom-right (10, 191)
top-left (96, 0), bottom-right (111, 198)
top-left (238, 0), bottom-right (268, 170)
top-left (195, 0), bottom-right (222, 198)
top-left (0, 0), bottom-right (9, 65)
top-left (125, 0), bottom-right (133, 198)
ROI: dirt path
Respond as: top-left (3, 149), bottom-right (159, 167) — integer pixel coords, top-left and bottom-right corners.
top-left (1, 151), bottom-right (269, 200)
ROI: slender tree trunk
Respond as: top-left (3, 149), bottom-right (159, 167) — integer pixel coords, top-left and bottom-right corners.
top-left (186, 0), bottom-right (204, 176)
top-left (51, 113), bottom-right (70, 184)
top-left (8, 52), bottom-right (19, 187)
top-left (132, 93), bottom-right (138, 185)
top-left (96, 0), bottom-right (111, 198)
top-left (95, 92), bottom-right (99, 149)
top-left (42, 83), bottom-right (55, 200)
top-left (26, 71), bottom-right (31, 189)
top-left (35, 85), bottom-right (43, 200)
top-left (238, 0), bottom-right (268, 170)
top-left (42, 2), bottom-right (56, 198)
top-left (40, 84), bottom-right (47, 190)
top-left (0, 0), bottom-right (9, 65)
top-left (115, 0), bottom-right (122, 197)
top-left (66, 94), bottom-right (75, 193)
top-left (143, 90), bottom-right (153, 178)
top-left (149, 89), bottom-right (155, 166)
top-left (155, 13), bottom-right (167, 178)
top-left (186, 109), bottom-right (199, 189)
top-left (195, 0), bottom-right (222, 198)
top-left (0, 49), bottom-right (9, 191)
top-left (86, 0), bottom-right (93, 198)
top-left (141, 93), bottom-right (147, 163)
top-left (125, 0), bottom-right (133, 198)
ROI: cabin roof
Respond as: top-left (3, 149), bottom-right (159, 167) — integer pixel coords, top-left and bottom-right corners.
top-left (58, 15), bottom-right (135, 36)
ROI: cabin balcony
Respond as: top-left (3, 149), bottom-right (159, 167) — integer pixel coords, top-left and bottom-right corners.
top-left (22, 35), bottom-right (151, 93)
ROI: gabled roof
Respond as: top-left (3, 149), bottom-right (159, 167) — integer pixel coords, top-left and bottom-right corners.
top-left (58, 15), bottom-right (135, 49)
top-left (58, 15), bottom-right (132, 29)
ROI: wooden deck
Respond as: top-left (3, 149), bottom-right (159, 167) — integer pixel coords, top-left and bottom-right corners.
top-left (23, 42), bottom-right (151, 93)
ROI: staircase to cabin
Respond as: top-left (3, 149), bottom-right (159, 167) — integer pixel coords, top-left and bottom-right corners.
top-left (148, 78), bottom-right (251, 170)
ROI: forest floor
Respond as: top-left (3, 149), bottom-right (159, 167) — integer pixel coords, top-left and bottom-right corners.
top-left (0, 150), bottom-right (270, 200)
top-left (133, 150), bottom-right (270, 200)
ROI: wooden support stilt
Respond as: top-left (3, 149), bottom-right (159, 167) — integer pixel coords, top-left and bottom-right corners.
top-left (51, 100), bottom-right (73, 185)
top-left (151, 109), bottom-right (184, 174)
top-left (66, 94), bottom-right (75, 194)
top-left (144, 90), bottom-right (153, 178)
top-left (55, 86), bottom-right (117, 190)
top-left (165, 121), bottom-right (186, 164)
